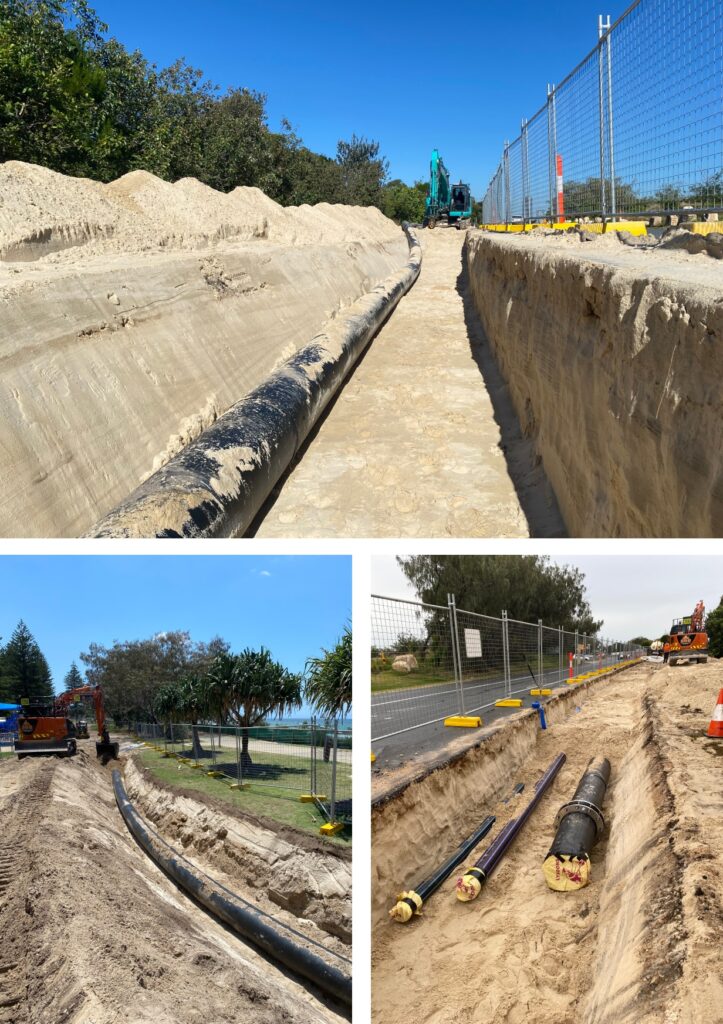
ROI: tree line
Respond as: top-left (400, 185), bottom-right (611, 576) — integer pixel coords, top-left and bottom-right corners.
top-left (0, 618), bottom-right (351, 740)
top-left (0, 0), bottom-right (424, 220)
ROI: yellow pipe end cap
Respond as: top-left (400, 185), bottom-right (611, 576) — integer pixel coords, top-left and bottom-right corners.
top-left (444, 715), bottom-right (482, 728)
top-left (543, 853), bottom-right (591, 891)
top-left (389, 891), bottom-right (422, 923)
top-left (455, 873), bottom-right (481, 902)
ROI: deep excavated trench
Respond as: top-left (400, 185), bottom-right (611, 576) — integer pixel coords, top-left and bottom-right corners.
top-left (0, 745), bottom-right (350, 1023)
top-left (372, 660), bottom-right (723, 1024)
top-left (3, 161), bottom-right (721, 538)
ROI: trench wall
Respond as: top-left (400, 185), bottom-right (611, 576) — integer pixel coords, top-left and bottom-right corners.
top-left (0, 236), bottom-right (406, 537)
top-left (464, 232), bottom-right (723, 537)
top-left (371, 667), bottom-right (634, 934)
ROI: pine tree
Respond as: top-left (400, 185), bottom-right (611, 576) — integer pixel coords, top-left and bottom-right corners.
top-left (1, 621), bottom-right (54, 704)
top-left (63, 662), bottom-right (85, 691)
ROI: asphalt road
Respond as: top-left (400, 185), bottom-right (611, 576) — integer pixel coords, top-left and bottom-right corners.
top-left (372, 655), bottom-right (621, 770)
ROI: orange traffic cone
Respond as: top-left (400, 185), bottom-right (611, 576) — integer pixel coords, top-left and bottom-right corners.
top-left (707, 688), bottom-right (723, 738)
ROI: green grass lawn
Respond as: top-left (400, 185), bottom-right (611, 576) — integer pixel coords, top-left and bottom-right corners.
top-left (371, 669), bottom-right (454, 693)
top-left (137, 747), bottom-right (351, 847)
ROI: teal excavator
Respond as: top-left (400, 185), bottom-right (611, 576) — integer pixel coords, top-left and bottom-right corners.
top-left (423, 149), bottom-right (473, 229)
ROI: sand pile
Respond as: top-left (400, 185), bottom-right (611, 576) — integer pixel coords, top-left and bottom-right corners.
top-left (0, 161), bottom-right (401, 260)
top-left (0, 750), bottom-right (347, 1024)
top-left (465, 229), bottom-right (723, 537)
top-left (0, 161), bottom-right (407, 536)
top-left (372, 660), bottom-right (722, 1024)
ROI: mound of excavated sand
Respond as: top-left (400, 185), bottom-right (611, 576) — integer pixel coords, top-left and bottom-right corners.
top-left (0, 161), bottom-right (401, 261)
top-left (0, 161), bottom-right (407, 536)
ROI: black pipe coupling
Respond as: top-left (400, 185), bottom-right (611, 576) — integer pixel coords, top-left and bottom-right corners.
top-left (542, 756), bottom-right (610, 892)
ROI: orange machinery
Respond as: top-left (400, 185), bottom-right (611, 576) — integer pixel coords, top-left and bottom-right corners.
top-left (668, 600), bottom-right (709, 666)
top-left (15, 685), bottom-right (119, 762)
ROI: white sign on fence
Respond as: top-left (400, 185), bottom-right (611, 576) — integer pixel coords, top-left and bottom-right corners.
top-left (464, 628), bottom-right (482, 658)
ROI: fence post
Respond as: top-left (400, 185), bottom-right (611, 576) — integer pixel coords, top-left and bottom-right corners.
top-left (503, 142), bottom-right (511, 225)
top-left (521, 118), bottom-right (530, 226)
top-left (329, 721), bottom-right (338, 824)
top-left (538, 619), bottom-right (543, 684)
top-left (558, 625), bottom-right (563, 681)
top-left (448, 593), bottom-right (464, 714)
top-left (235, 726), bottom-right (241, 785)
top-left (547, 84), bottom-right (557, 222)
top-left (502, 610), bottom-right (511, 698)
top-left (604, 15), bottom-right (616, 218)
top-left (597, 17), bottom-right (608, 221)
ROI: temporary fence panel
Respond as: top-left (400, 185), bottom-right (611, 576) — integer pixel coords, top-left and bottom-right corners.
top-left (480, 0), bottom-right (723, 221)
top-left (371, 593), bottom-right (460, 741)
top-left (133, 720), bottom-right (352, 822)
top-left (372, 593), bottom-right (644, 746)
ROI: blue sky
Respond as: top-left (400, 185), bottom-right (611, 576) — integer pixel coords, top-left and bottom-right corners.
top-left (89, 0), bottom-right (625, 197)
top-left (0, 555), bottom-right (350, 709)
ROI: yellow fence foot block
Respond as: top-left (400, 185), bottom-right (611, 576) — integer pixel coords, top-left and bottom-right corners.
top-left (495, 699), bottom-right (522, 708)
top-left (229, 782), bottom-right (250, 790)
top-left (320, 822), bottom-right (344, 836)
top-left (444, 715), bottom-right (482, 728)
top-left (371, 752), bottom-right (377, 763)
top-left (300, 794), bottom-right (328, 803)
top-left (530, 688), bottom-right (553, 696)
top-left (206, 770), bottom-right (226, 778)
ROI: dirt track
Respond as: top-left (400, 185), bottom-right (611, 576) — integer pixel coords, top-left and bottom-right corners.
top-left (0, 748), bottom-right (349, 1023)
top-left (255, 229), bottom-right (564, 538)
top-left (372, 659), bottom-right (722, 1024)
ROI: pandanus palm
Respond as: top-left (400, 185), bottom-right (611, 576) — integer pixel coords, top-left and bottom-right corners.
top-left (304, 626), bottom-right (352, 721)
top-left (206, 647), bottom-right (302, 768)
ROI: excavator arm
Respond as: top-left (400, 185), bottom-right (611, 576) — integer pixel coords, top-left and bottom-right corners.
top-left (55, 685), bottom-right (118, 762)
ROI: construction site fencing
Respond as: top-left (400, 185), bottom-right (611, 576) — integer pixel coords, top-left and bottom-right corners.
top-left (132, 720), bottom-right (352, 824)
top-left (371, 594), bottom-right (642, 742)
top-left (480, 0), bottom-right (723, 224)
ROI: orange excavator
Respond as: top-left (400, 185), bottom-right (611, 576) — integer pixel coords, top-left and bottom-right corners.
top-left (15, 685), bottom-right (119, 763)
top-left (668, 600), bottom-right (709, 666)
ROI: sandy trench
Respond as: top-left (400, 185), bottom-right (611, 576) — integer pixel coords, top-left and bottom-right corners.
top-left (254, 229), bottom-right (564, 538)
top-left (0, 161), bottom-right (407, 538)
top-left (371, 660), bottom-right (722, 1024)
top-left (0, 745), bottom-right (350, 1024)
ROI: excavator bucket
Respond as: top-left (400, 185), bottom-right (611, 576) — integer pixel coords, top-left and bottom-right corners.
top-left (96, 739), bottom-right (119, 764)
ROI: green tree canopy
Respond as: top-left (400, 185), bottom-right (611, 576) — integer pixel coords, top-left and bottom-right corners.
top-left (0, 1), bottom-right (400, 209)
top-left (63, 661), bottom-right (84, 690)
top-left (80, 631), bottom-right (229, 725)
top-left (398, 555), bottom-right (602, 635)
top-left (629, 636), bottom-right (652, 648)
top-left (0, 620), bottom-right (53, 703)
top-left (304, 625), bottom-right (352, 720)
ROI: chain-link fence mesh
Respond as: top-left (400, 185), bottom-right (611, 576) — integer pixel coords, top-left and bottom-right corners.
top-left (480, 0), bottom-right (723, 223)
top-left (132, 720), bottom-right (352, 823)
top-left (372, 594), bottom-right (643, 746)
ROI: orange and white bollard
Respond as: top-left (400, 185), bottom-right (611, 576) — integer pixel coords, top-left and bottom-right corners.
top-left (568, 651), bottom-right (574, 679)
top-left (556, 154), bottom-right (565, 223)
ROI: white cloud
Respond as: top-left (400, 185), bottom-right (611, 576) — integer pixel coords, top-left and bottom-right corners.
top-left (259, 570), bottom-right (272, 577)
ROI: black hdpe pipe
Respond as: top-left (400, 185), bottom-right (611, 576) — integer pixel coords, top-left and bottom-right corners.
top-left (542, 756), bottom-right (610, 891)
top-left (389, 815), bottom-right (496, 922)
top-left (111, 771), bottom-right (351, 1007)
top-left (89, 226), bottom-right (421, 539)
top-left (456, 752), bottom-right (566, 901)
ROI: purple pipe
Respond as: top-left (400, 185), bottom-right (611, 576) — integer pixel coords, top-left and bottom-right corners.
top-left (457, 753), bottom-right (566, 900)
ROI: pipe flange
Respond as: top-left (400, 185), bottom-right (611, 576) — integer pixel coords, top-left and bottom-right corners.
top-left (554, 798), bottom-right (605, 837)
